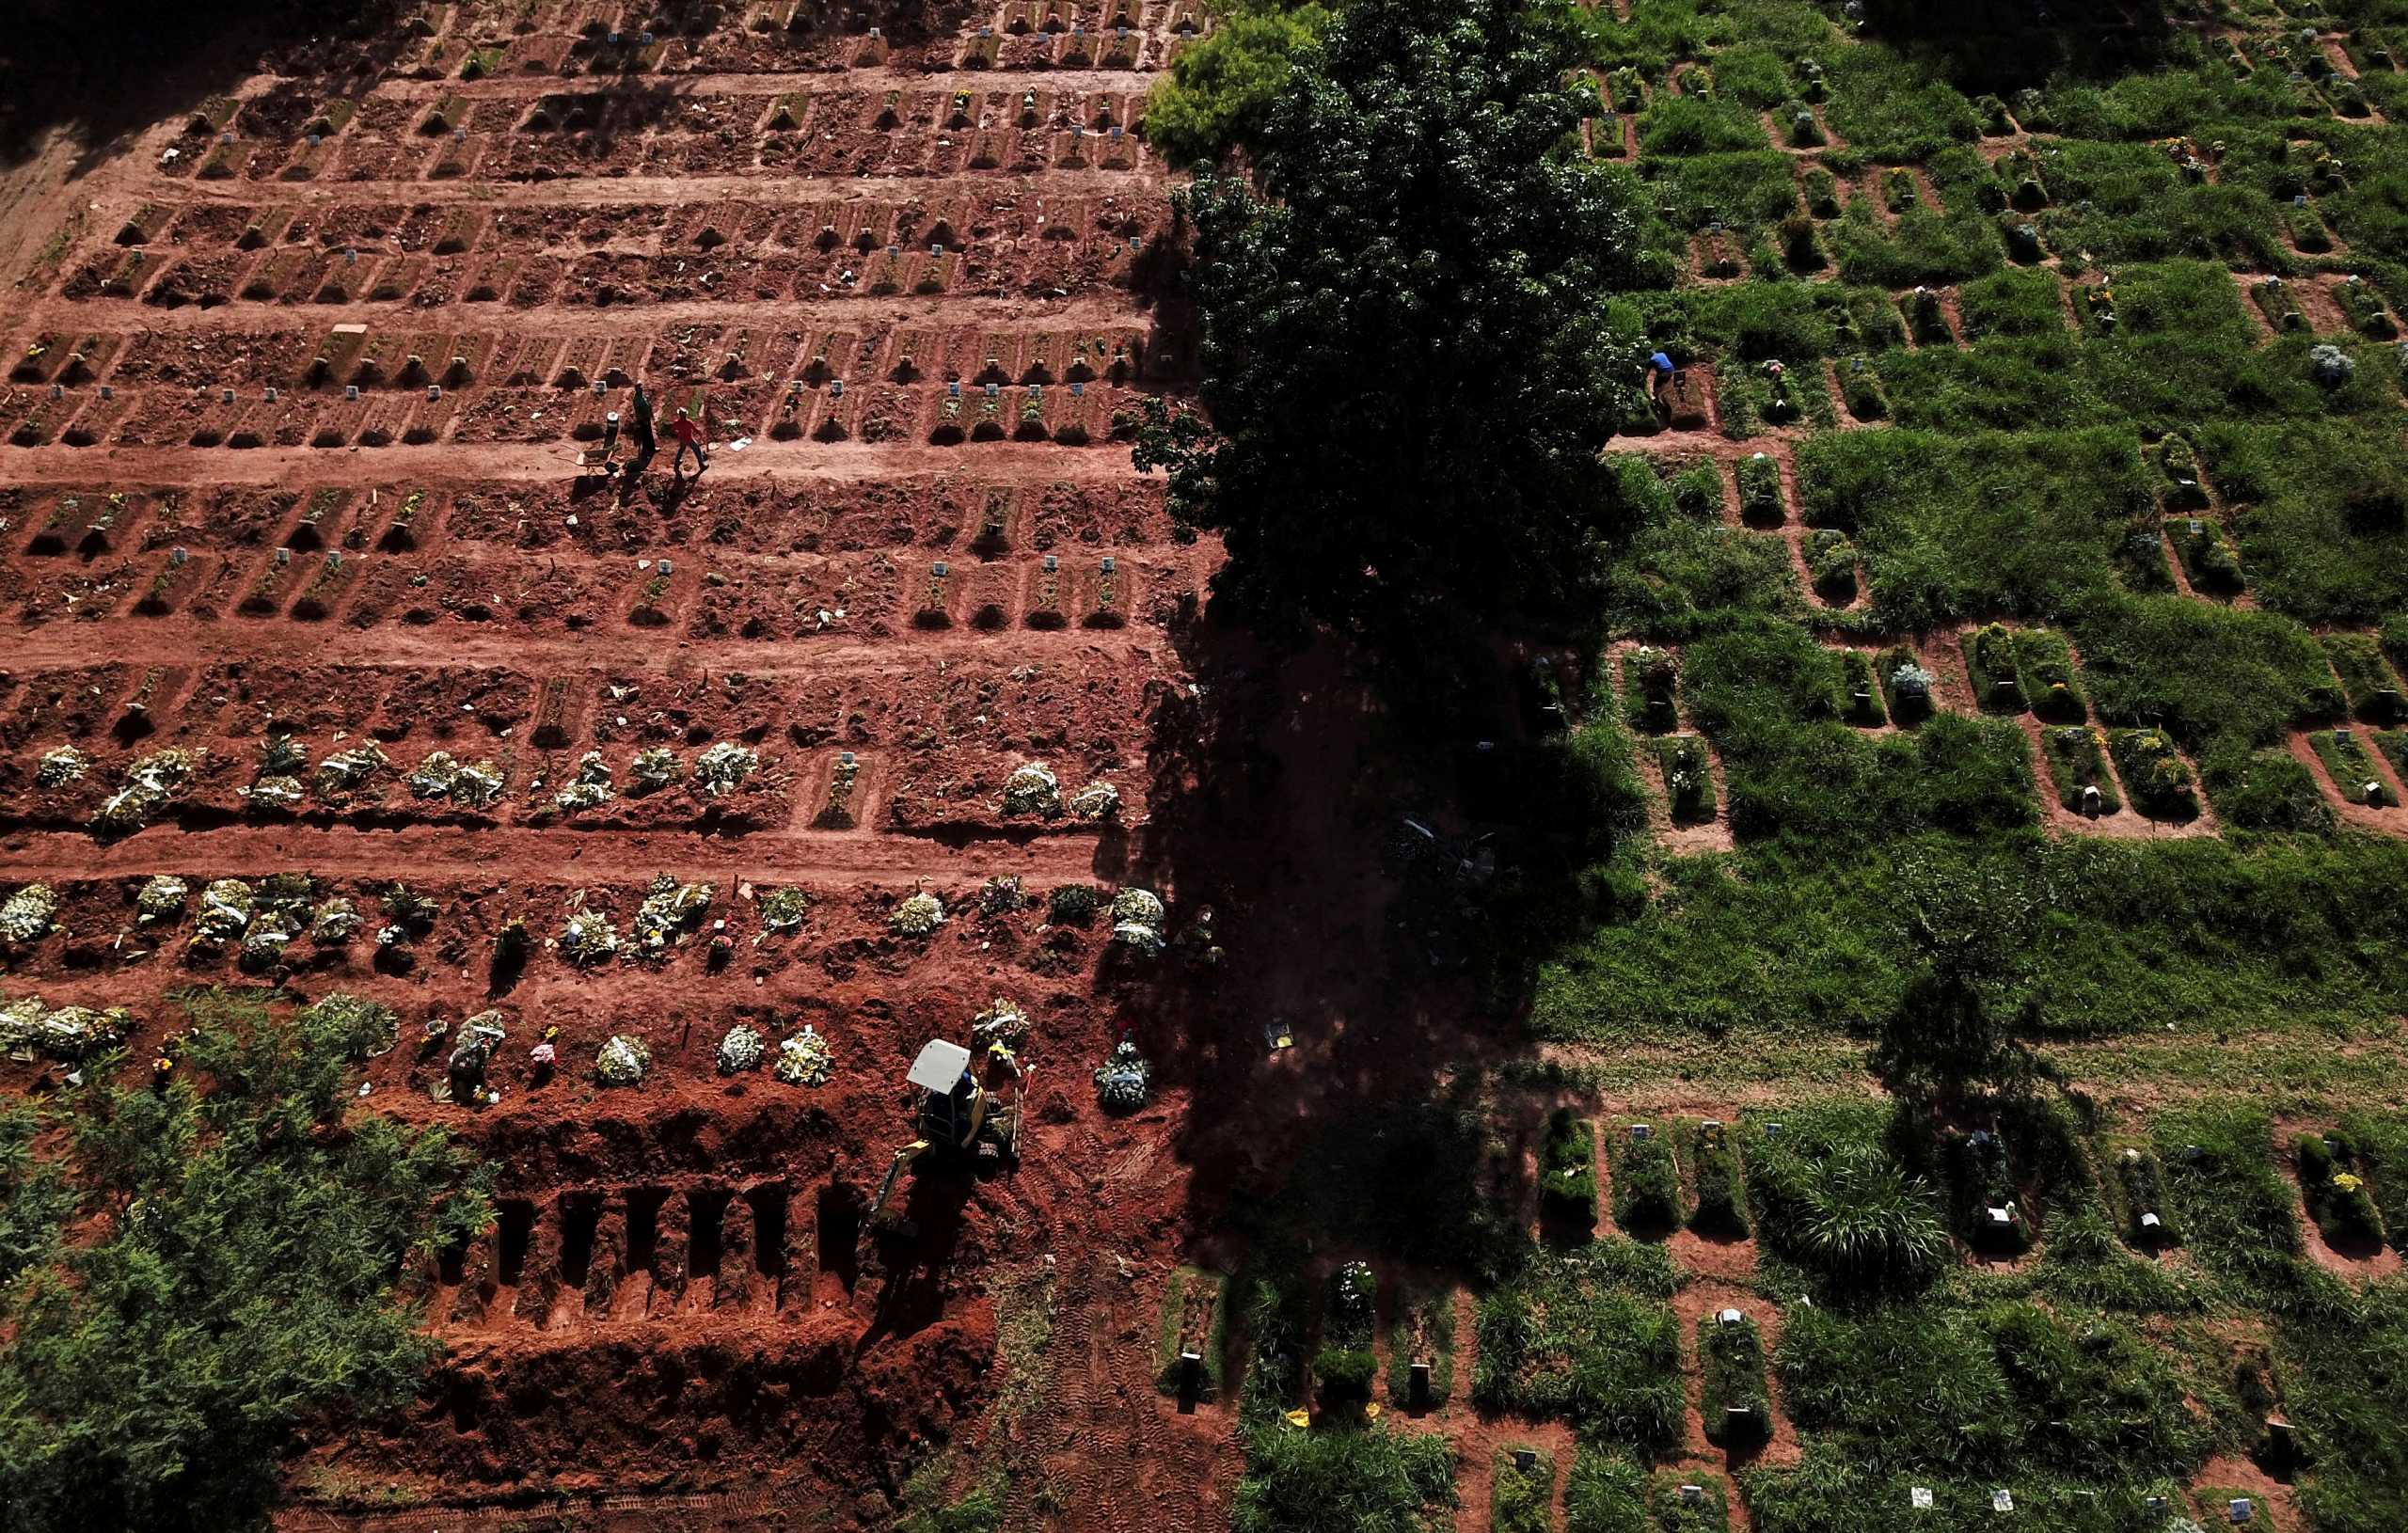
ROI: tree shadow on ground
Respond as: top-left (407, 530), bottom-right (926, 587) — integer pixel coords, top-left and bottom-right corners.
top-left (0, 0), bottom-right (416, 176)
top-left (1857, 0), bottom-right (2177, 97)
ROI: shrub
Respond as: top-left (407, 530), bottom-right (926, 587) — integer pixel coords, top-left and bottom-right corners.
top-left (1142, 3), bottom-right (1331, 165)
top-left (0, 990), bottom-right (491, 1533)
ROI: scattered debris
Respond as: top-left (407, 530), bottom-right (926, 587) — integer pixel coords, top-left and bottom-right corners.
top-left (630, 746), bottom-right (684, 790)
top-left (1111, 888), bottom-right (1167, 956)
top-left (0, 885), bottom-right (59, 943)
top-left (93, 749), bottom-right (200, 835)
top-left (554, 751), bottom-right (616, 811)
top-left (635, 874), bottom-right (714, 951)
top-left (756, 886), bottom-right (811, 936)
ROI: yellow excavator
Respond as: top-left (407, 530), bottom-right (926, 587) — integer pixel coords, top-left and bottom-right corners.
top-left (868, 1039), bottom-right (1025, 1226)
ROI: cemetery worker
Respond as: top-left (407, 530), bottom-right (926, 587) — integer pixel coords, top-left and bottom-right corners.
top-left (670, 405), bottom-right (708, 477)
top-left (627, 380), bottom-right (658, 473)
top-left (1648, 349), bottom-right (1677, 398)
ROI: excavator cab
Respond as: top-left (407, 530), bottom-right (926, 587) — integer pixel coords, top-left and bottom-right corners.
top-left (869, 1039), bottom-right (1024, 1226)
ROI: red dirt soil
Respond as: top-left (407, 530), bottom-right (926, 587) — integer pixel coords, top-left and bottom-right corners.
top-left (0, 1), bottom-right (1241, 1527)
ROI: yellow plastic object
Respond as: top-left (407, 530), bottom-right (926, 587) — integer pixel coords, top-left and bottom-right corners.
top-left (1283, 1409), bottom-right (1309, 1430)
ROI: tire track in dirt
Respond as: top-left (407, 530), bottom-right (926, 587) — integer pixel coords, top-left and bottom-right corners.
top-left (0, 439), bottom-right (1167, 486)
top-left (132, 169), bottom-right (1156, 205)
top-left (0, 614), bottom-right (1170, 674)
top-left (0, 820), bottom-right (1112, 884)
top-left (19, 290), bottom-right (1156, 333)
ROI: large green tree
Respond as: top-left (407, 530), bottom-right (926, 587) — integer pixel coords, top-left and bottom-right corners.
top-left (0, 991), bottom-right (491, 1533)
top-left (1136, 0), bottom-right (1666, 644)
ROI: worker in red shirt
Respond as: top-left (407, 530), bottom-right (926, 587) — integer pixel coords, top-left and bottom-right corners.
top-left (670, 405), bottom-right (708, 478)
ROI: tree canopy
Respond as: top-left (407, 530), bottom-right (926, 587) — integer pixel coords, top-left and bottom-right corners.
top-left (1135, 0), bottom-right (1668, 647)
top-left (0, 990), bottom-right (492, 1533)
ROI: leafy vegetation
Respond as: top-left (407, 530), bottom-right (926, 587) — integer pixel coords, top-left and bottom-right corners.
top-left (0, 989), bottom-right (491, 1533)
top-left (1134, 0), bottom-right (1664, 649)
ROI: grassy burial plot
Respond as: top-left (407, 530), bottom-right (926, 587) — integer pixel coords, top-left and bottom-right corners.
top-left (1801, 528), bottom-right (1860, 606)
top-left (1835, 649), bottom-right (1887, 726)
top-left (1697, 1310), bottom-right (1771, 1450)
top-left (1735, 451), bottom-right (1785, 528)
top-left (2106, 728), bottom-right (2200, 821)
top-left (2295, 1129), bottom-right (2388, 1252)
top-left (1491, 1446), bottom-right (1556, 1533)
top-left (2011, 628), bottom-right (2087, 723)
top-left (1154, 1265), bottom-right (1229, 1401)
top-left (2321, 631), bottom-right (2405, 724)
top-left (1608, 1119), bottom-right (1686, 1234)
top-left (2041, 726), bottom-right (2118, 818)
top-left (1564, 1450), bottom-right (1649, 1533)
top-left (1651, 1473), bottom-right (1730, 1533)
top-left (1472, 1241), bottom-right (1683, 1455)
top-left (2168, 514), bottom-right (2247, 599)
top-left (1312, 1260), bottom-right (1380, 1409)
top-left (1540, 1106), bottom-right (1601, 1239)
top-left (1385, 1279), bottom-right (1456, 1410)
top-left (1959, 623), bottom-right (2027, 714)
top-left (2107, 1142), bottom-right (2179, 1249)
top-left (1687, 1118), bottom-right (1748, 1238)
top-left (1654, 735), bottom-right (1719, 825)
top-left (1876, 644), bottom-right (1937, 725)
top-left (2307, 728), bottom-right (2396, 808)
top-left (1623, 645), bottom-right (1684, 734)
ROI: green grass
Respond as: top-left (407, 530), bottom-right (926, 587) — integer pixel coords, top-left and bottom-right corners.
top-left (1230, 1425), bottom-right (1458, 1533)
top-left (1472, 1241), bottom-right (1683, 1453)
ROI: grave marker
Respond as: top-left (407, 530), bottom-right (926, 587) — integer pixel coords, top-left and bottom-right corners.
top-left (1910, 1487), bottom-right (1934, 1509)
top-left (1512, 1448), bottom-right (1537, 1473)
top-left (1408, 1360), bottom-right (1431, 1406)
top-left (1992, 1489), bottom-right (2014, 1513)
